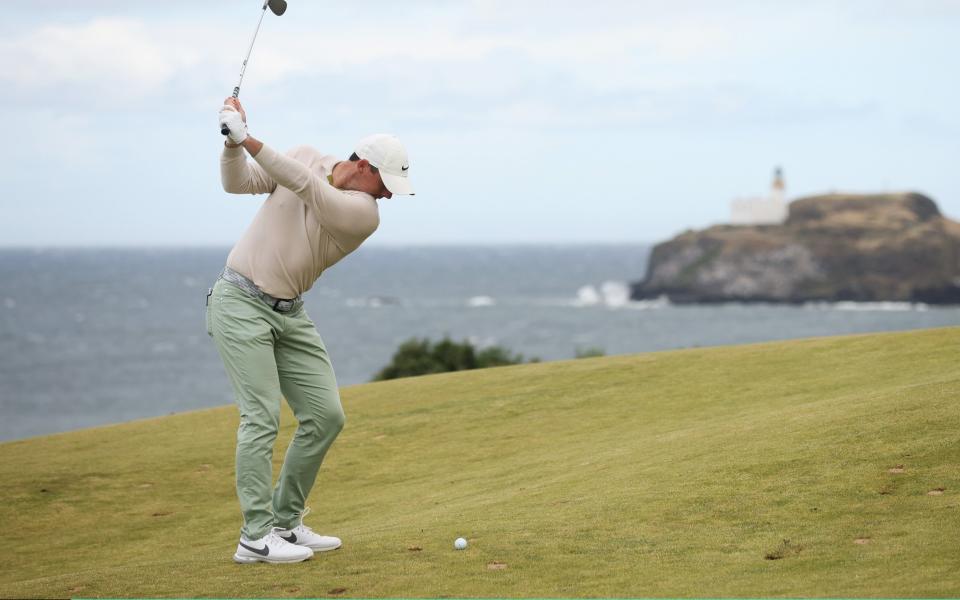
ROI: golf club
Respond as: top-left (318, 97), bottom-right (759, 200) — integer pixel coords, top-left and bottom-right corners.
top-left (221, 0), bottom-right (288, 136)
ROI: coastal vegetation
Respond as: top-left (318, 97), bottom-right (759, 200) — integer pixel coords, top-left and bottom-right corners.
top-left (373, 336), bottom-right (531, 380)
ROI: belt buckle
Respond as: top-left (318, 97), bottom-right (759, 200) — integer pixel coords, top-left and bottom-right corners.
top-left (272, 298), bottom-right (293, 313)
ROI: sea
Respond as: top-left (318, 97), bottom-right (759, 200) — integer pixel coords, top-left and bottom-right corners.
top-left (1, 245), bottom-right (957, 442)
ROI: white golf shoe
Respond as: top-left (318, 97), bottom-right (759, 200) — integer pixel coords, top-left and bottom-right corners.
top-left (233, 530), bottom-right (314, 564)
top-left (273, 507), bottom-right (342, 552)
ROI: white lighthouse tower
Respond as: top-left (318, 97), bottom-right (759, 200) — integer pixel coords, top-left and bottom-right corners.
top-left (730, 167), bottom-right (788, 225)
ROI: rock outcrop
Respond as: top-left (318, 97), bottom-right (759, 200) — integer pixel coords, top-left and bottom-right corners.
top-left (631, 192), bottom-right (960, 304)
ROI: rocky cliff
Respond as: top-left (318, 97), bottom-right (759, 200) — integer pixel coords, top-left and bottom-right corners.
top-left (631, 192), bottom-right (960, 304)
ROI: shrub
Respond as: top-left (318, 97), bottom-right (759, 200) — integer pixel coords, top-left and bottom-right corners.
top-left (575, 346), bottom-right (606, 359)
top-left (373, 336), bottom-right (528, 381)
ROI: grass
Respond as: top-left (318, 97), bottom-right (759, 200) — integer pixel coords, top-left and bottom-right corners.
top-left (1, 327), bottom-right (958, 598)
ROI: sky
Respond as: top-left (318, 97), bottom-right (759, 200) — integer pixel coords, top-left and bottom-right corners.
top-left (1, 0), bottom-right (958, 246)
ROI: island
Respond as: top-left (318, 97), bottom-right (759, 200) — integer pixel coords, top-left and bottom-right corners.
top-left (631, 192), bottom-right (960, 304)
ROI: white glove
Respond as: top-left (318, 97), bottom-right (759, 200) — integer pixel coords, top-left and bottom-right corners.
top-left (218, 105), bottom-right (248, 145)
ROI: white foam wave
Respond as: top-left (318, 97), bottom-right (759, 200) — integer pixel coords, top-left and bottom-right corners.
top-left (574, 282), bottom-right (668, 310)
top-left (346, 296), bottom-right (402, 308)
top-left (467, 295), bottom-right (495, 307)
top-left (575, 285), bottom-right (602, 306)
top-left (600, 281), bottom-right (631, 307)
top-left (804, 301), bottom-right (928, 312)
top-left (624, 295), bottom-right (672, 310)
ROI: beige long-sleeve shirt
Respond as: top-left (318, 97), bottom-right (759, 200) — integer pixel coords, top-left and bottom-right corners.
top-left (221, 144), bottom-right (380, 298)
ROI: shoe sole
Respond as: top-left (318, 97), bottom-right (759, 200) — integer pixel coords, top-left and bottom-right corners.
top-left (233, 552), bottom-right (313, 564)
top-left (307, 542), bottom-right (342, 552)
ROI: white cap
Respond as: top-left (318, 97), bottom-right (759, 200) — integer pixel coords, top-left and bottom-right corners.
top-left (354, 133), bottom-right (414, 196)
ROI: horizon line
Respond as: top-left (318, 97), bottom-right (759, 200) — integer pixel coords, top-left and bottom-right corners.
top-left (0, 241), bottom-right (656, 251)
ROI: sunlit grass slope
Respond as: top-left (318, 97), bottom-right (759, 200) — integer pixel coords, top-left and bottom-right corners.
top-left (1, 327), bottom-right (958, 598)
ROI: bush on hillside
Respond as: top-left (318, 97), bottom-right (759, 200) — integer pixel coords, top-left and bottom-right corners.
top-left (575, 346), bottom-right (606, 358)
top-left (373, 337), bottom-right (529, 381)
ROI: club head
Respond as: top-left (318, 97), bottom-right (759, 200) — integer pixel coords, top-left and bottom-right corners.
top-left (268, 0), bottom-right (287, 16)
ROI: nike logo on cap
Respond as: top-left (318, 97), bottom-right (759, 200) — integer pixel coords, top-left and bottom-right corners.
top-left (401, 165), bottom-right (409, 172)
top-left (239, 541), bottom-right (270, 556)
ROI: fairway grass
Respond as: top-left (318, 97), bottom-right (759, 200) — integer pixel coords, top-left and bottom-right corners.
top-left (1, 327), bottom-right (958, 598)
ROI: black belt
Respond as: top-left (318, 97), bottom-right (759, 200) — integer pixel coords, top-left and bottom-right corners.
top-left (220, 266), bottom-right (303, 313)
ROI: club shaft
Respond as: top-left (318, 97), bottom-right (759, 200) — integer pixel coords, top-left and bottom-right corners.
top-left (222, 1), bottom-right (271, 135)
top-left (233, 2), bottom-right (270, 98)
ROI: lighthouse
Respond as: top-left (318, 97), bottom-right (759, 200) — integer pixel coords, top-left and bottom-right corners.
top-left (771, 166), bottom-right (785, 205)
top-left (730, 167), bottom-right (789, 225)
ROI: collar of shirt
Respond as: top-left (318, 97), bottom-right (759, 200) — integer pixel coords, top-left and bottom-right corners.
top-left (321, 155), bottom-right (341, 187)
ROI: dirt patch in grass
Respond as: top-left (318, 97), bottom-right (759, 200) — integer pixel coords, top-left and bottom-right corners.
top-left (487, 561), bottom-right (508, 570)
top-left (928, 488), bottom-right (945, 496)
top-left (888, 465), bottom-right (906, 474)
top-left (854, 538), bottom-right (871, 545)
top-left (764, 538), bottom-right (803, 560)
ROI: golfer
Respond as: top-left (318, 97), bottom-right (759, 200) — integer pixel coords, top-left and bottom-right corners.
top-left (209, 98), bottom-right (413, 564)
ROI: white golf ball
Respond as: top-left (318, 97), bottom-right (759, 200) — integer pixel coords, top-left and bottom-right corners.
top-left (454, 537), bottom-right (468, 550)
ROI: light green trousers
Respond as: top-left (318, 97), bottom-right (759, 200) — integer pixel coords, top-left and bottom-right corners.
top-left (206, 277), bottom-right (345, 540)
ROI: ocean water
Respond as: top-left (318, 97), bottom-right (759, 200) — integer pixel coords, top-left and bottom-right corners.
top-left (0, 245), bottom-right (956, 442)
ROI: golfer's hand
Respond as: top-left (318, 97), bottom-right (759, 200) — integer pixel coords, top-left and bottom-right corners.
top-left (223, 97), bottom-right (247, 123)
top-left (219, 104), bottom-right (248, 145)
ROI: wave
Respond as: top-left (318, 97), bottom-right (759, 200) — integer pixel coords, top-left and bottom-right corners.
top-left (345, 296), bottom-right (403, 308)
top-left (804, 301), bottom-right (928, 312)
top-left (574, 282), bottom-right (670, 310)
top-left (467, 296), bottom-right (496, 308)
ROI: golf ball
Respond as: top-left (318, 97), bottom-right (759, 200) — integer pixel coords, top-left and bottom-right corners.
top-left (454, 537), bottom-right (468, 550)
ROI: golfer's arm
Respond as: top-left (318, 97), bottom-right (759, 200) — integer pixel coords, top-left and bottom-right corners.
top-left (245, 140), bottom-right (329, 207)
top-left (221, 138), bottom-right (276, 195)
top-left (246, 140), bottom-right (380, 241)
top-left (240, 136), bottom-right (264, 157)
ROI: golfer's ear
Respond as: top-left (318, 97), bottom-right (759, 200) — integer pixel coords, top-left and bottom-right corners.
top-left (356, 159), bottom-right (370, 172)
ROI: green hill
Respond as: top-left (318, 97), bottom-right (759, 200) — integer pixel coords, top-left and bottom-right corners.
top-left (2, 327), bottom-right (958, 598)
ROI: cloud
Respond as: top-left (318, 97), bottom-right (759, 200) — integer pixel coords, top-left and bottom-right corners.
top-left (0, 7), bottom-right (737, 109)
top-left (0, 2), bottom-right (953, 133)
top-left (1, 1), bottom-right (959, 246)
top-left (0, 18), bottom-right (199, 99)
